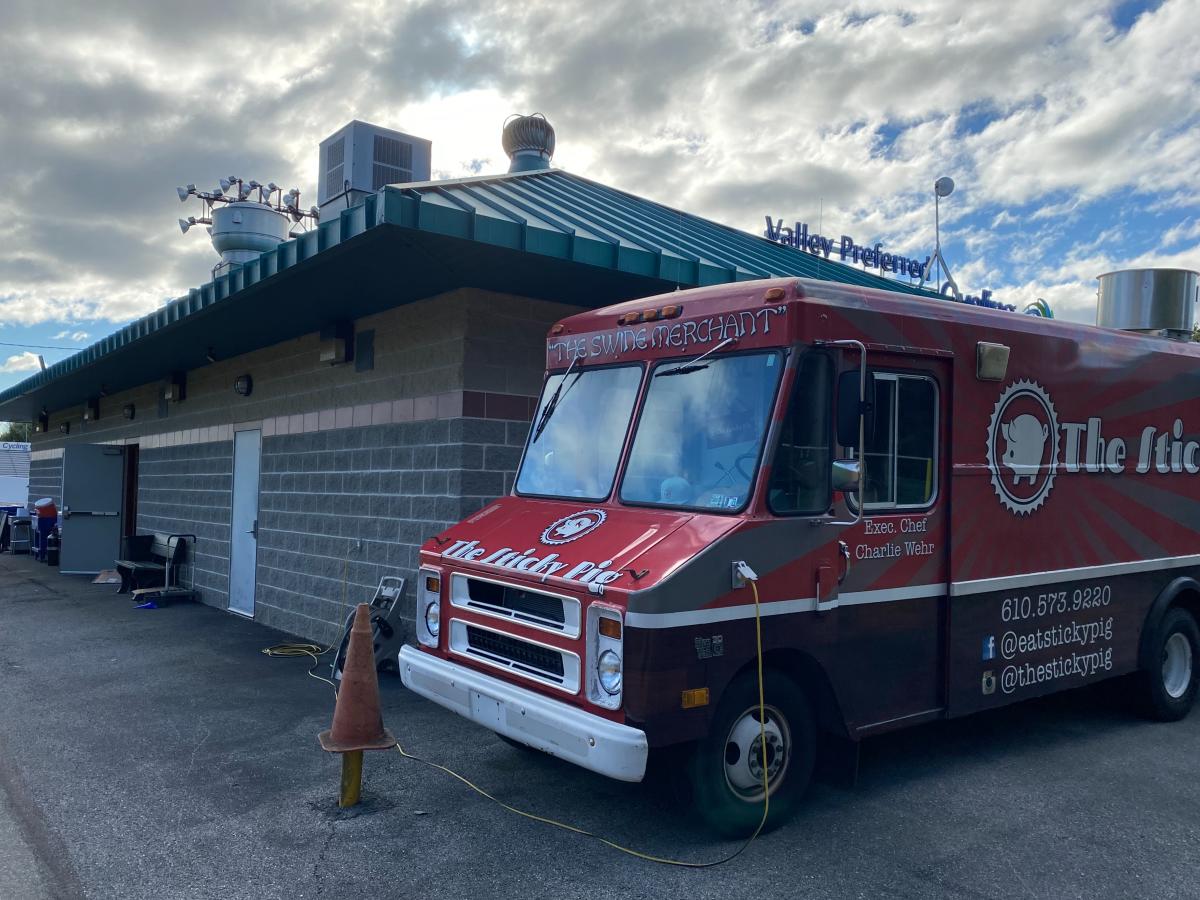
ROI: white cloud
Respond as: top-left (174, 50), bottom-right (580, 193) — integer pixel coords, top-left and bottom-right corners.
top-left (0, 352), bottom-right (42, 373)
top-left (0, 0), bottom-right (1194, 332)
top-left (52, 330), bottom-right (90, 342)
top-left (1163, 218), bottom-right (1200, 247)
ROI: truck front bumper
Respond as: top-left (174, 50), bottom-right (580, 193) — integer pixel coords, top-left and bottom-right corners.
top-left (398, 644), bottom-right (648, 782)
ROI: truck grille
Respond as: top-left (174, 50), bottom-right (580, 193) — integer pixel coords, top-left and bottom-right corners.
top-left (466, 626), bottom-right (564, 680)
top-left (450, 574), bottom-right (580, 637)
top-left (448, 619), bottom-right (581, 694)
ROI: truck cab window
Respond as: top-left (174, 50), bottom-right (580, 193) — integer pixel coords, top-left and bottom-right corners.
top-left (860, 372), bottom-right (938, 509)
top-left (515, 364), bottom-right (642, 501)
top-left (767, 353), bottom-right (832, 515)
top-left (620, 352), bottom-right (782, 512)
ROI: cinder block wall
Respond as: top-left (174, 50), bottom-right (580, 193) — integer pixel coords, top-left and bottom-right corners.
top-left (26, 287), bottom-right (574, 642)
top-left (256, 417), bottom-right (529, 643)
top-left (137, 442), bottom-right (233, 602)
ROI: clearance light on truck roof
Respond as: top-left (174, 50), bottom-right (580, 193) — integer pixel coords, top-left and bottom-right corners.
top-left (617, 305), bottom-right (682, 326)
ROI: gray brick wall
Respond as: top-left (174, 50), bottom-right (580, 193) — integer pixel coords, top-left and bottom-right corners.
top-left (255, 416), bottom-right (529, 643)
top-left (27, 457), bottom-right (62, 507)
top-left (20, 286), bottom-right (564, 640)
top-left (137, 443), bottom-right (233, 605)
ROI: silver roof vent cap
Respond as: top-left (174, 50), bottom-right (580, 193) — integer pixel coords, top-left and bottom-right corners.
top-left (503, 113), bottom-right (555, 173)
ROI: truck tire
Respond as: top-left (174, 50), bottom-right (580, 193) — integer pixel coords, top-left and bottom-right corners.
top-left (1139, 607), bottom-right (1200, 722)
top-left (688, 670), bottom-right (815, 838)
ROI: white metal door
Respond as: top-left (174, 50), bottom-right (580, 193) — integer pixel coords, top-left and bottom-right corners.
top-left (228, 429), bottom-right (261, 617)
top-left (60, 444), bottom-right (125, 575)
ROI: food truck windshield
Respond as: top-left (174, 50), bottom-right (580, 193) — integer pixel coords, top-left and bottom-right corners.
top-left (515, 350), bottom-right (785, 512)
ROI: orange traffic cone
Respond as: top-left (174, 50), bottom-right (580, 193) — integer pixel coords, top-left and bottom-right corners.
top-left (319, 603), bottom-right (395, 806)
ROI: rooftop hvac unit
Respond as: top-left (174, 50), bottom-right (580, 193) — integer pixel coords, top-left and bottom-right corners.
top-left (317, 121), bottom-right (432, 217)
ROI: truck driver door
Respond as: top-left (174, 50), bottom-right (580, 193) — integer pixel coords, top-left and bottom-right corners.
top-left (766, 350), bottom-right (849, 609)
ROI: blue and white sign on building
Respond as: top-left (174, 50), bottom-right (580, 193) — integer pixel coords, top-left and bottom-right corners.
top-left (0, 441), bottom-right (31, 506)
top-left (762, 216), bottom-right (1013, 311)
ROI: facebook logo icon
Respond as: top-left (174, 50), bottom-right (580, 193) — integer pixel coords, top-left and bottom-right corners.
top-left (982, 635), bottom-right (996, 661)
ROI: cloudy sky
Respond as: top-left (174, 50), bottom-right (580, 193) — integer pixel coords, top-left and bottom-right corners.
top-left (1, 0), bottom-right (1197, 393)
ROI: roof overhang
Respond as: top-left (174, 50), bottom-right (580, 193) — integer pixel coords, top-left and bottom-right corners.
top-left (0, 171), bottom-right (942, 421)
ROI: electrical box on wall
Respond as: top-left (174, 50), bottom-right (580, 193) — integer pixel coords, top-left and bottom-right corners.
top-left (319, 322), bottom-right (355, 366)
top-left (163, 372), bottom-right (186, 403)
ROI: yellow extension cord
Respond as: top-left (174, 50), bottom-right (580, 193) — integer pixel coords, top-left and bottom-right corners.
top-left (393, 579), bottom-right (770, 868)
top-left (261, 558), bottom-right (349, 696)
top-left (260, 641), bottom-right (339, 696)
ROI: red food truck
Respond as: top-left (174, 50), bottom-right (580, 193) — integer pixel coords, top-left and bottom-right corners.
top-left (399, 273), bottom-right (1200, 835)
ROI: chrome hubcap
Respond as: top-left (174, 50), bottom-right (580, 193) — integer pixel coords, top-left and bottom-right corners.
top-left (1163, 632), bottom-right (1193, 699)
top-left (723, 705), bottom-right (790, 802)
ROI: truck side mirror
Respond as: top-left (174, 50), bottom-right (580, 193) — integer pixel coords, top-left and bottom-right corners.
top-left (837, 370), bottom-right (868, 448)
top-left (832, 459), bottom-right (860, 494)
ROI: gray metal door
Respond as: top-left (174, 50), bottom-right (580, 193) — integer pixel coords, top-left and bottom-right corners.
top-left (228, 429), bottom-right (261, 617)
top-left (60, 444), bottom-right (125, 575)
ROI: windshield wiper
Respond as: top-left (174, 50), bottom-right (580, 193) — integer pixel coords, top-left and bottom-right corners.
top-left (656, 337), bottom-right (736, 377)
top-left (531, 356), bottom-right (582, 443)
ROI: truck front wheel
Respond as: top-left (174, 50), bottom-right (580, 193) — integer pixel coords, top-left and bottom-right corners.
top-left (1139, 606), bottom-right (1200, 721)
top-left (689, 670), bottom-right (815, 837)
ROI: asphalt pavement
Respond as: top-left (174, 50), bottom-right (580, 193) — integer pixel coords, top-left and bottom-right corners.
top-left (1, 552), bottom-right (1198, 899)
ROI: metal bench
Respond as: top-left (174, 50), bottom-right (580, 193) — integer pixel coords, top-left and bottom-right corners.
top-left (114, 533), bottom-right (188, 594)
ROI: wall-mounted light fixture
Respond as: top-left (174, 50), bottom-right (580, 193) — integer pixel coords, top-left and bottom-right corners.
top-left (123, 403), bottom-right (136, 420)
top-left (84, 398), bottom-right (100, 422)
top-left (59, 422), bottom-right (70, 435)
top-left (233, 374), bottom-right (253, 397)
top-left (36, 410), bottom-right (49, 433)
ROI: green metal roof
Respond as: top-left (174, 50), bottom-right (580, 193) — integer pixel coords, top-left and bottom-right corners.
top-left (385, 169), bottom-right (938, 293)
top-left (0, 168), bottom-right (941, 420)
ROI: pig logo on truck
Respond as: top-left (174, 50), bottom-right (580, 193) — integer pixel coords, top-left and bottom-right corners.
top-left (541, 508), bottom-right (607, 545)
top-left (987, 380), bottom-right (1060, 515)
top-left (1000, 415), bottom-right (1048, 484)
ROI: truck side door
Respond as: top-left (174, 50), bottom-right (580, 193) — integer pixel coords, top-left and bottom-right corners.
top-left (832, 358), bottom-right (950, 733)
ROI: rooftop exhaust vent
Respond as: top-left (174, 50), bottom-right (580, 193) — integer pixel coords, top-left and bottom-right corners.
top-left (503, 113), bottom-right (555, 173)
top-left (1096, 268), bottom-right (1199, 341)
top-left (175, 179), bottom-right (317, 278)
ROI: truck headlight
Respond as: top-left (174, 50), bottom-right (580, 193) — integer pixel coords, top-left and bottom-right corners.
top-left (417, 567), bottom-right (442, 648)
top-left (587, 604), bottom-right (624, 709)
top-left (597, 649), bottom-right (622, 694)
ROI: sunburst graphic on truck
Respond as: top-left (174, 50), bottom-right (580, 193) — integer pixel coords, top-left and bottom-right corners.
top-left (987, 380), bottom-right (1060, 515)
